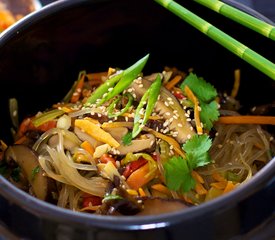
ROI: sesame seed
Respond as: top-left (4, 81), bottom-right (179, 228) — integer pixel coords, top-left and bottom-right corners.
top-left (187, 134), bottom-right (191, 139)
top-left (185, 113), bottom-right (190, 117)
top-left (164, 101), bottom-right (169, 107)
top-left (218, 144), bottom-right (223, 149)
top-left (165, 112), bottom-right (171, 116)
top-left (270, 136), bottom-right (274, 141)
top-left (251, 106), bottom-right (256, 112)
top-left (138, 84), bottom-right (144, 88)
top-left (215, 132), bottom-right (219, 136)
top-left (177, 123), bottom-right (183, 128)
top-left (125, 116), bottom-right (129, 122)
top-left (187, 118), bottom-right (191, 122)
top-left (167, 97), bottom-right (172, 101)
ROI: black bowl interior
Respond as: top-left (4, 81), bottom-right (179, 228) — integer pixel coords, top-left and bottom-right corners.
top-left (0, 0), bottom-right (274, 239)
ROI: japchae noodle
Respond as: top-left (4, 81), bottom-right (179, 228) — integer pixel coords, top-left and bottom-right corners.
top-left (1, 55), bottom-right (274, 215)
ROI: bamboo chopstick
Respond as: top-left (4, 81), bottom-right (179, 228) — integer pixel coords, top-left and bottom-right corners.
top-left (194, 0), bottom-right (275, 41)
top-left (154, 0), bottom-right (275, 81)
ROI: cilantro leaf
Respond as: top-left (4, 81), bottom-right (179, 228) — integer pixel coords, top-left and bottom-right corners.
top-left (164, 156), bottom-right (196, 193)
top-left (180, 73), bottom-right (219, 131)
top-left (180, 73), bottom-right (217, 102)
top-left (164, 134), bottom-right (212, 193)
top-left (122, 132), bottom-right (133, 146)
top-left (200, 101), bottom-right (220, 130)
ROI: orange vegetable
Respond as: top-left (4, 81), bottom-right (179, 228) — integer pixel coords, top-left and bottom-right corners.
top-left (210, 181), bottom-right (227, 190)
top-left (126, 163), bottom-right (155, 190)
top-left (151, 183), bottom-right (171, 196)
top-left (223, 181), bottom-right (236, 194)
top-left (165, 75), bottom-right (182, 90)
top-left (184, 85), bottom-right (203, 134)
top-left (81, 141), bottom-right (95, 155)
top-left (194, 182), bottom-right (208, 195)
top-left (75, 118), bottom-right (120, 147)
top-left (217, 116), bottom-right (275, 125)
top-left (191, 171), bottom-right (204, 184)
top-left (212, 172), bottom-right (227, 182)
top-left (70, 72), bottom-right (86, 103)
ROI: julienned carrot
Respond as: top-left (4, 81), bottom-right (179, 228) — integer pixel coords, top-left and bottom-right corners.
top-left (151, 183), bottom-right (171, 195)
top-left (80, 141), bottom-right (95, 155)
top-left (165, 75), bottom-right (182, 90)
top-left (217, 116), bottom-right (275, 125)
top-left (195, 182), bottom-right (208, 195)
top-left (184, 85), bottom-right (203, 134)
top-left (70, 72), bottom-right (86, 103)
top-left (126, 163), bottom-right (155, 190)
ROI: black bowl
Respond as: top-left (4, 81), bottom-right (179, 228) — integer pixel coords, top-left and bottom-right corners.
top-left (0, 0), bottom-right (274, 239)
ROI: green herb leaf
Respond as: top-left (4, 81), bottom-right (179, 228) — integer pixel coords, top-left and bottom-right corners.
top-left (122, 132), bottom-right (133, 146)
top-left (200, 101), bottom-right (220, 130)
top-left (180, 73), bottom-right (217, 102)
top-left (164, 156), bottom-right (196, 193)
top-left (164, 134), bottom-right (212, 193)
top-left (180, 73), bottom-right (219, 130)
top-left (31, 165), bottom-right (40, 181)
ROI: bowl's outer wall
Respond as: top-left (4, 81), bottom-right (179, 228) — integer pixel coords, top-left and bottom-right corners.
top-left (0, 0), bottom-right (274, 239)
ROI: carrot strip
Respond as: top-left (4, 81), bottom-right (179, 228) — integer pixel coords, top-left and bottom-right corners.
top-left (165, 75), bottom-right (182, 90)
top-left (191, 171), bottom-right (204, 184)
top-left (195, 182), bottom-right (208, 195)
top-left (70, 72), bottom-right (86, 103)
top-left (217, 116), bottom-right (275, 125)
top-left (151, 183), bottom-right (171, 195)
top-left (126, 163), bottom-right (155, 190)
top-left (81, 141), bottom-right (95, 155)
top-left (212, 172), bottom-right (227, 182)
top-left (184, 85), bottom-right (203, 134)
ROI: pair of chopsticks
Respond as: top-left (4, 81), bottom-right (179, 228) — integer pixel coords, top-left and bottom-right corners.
top-left (154, 0), bottom-right (275, 81)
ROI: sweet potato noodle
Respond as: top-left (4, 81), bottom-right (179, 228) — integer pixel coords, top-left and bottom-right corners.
top-left (1, 55), bottom-right (274, 216)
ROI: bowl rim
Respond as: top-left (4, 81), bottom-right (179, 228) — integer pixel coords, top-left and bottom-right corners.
top-left (0, 0), bottom-right (274, 231)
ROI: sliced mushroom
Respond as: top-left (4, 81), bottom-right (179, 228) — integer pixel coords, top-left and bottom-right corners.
top-left (136, 197), bottom-right (189, 215)
top-left (110, 133), bottom-right (156, 155)
top-left (4, 145), bottom-right (56, 202)
top-left (104, 127), bottom-right (129, 141)
top-left (131, 77), bottom-right (194, 144)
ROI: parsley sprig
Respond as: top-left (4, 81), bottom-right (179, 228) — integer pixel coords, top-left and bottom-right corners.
top-left (164, 134), bottom-right (212, 193)
top-left (180, 73), bottom-right (219, 130)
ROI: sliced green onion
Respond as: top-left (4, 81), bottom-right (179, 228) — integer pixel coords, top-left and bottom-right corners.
top-left (132, 74), bottom-right (162, 138)
top-left (85, 54), bottom-right (149, 106)
top-left (194, 0), bottom-right (275, 41)
top-left (107, 93), bottom-right (133, 118)
top-left (32, 109), bottom-right (64, 127)
top-left (154, 0), bottom-right (275, 80)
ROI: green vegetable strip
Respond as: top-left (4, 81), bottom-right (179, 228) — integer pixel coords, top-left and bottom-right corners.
top-left (132, 74), bottom-right (162, 138)
top-left (194, 0), bottom-right (275, 41)
top-left (107, 93), bottom-right (134, 118)
top-left (154, 0), bottom-right (275, 80)
top-left (32, 109), bottom-right (64, 127)
top-left (97, 54), bottom-right (150, 106)
top-left (84, 71), bottom-right (123, 106)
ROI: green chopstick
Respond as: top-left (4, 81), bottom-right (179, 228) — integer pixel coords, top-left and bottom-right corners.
top-left (194, 0), bottom-right (275, 41)
top-left (154, 0), bottom-right (275, 81)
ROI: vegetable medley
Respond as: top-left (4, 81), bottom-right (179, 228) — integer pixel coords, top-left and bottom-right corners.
top-left (0, 54), bottom-right (274, 215)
